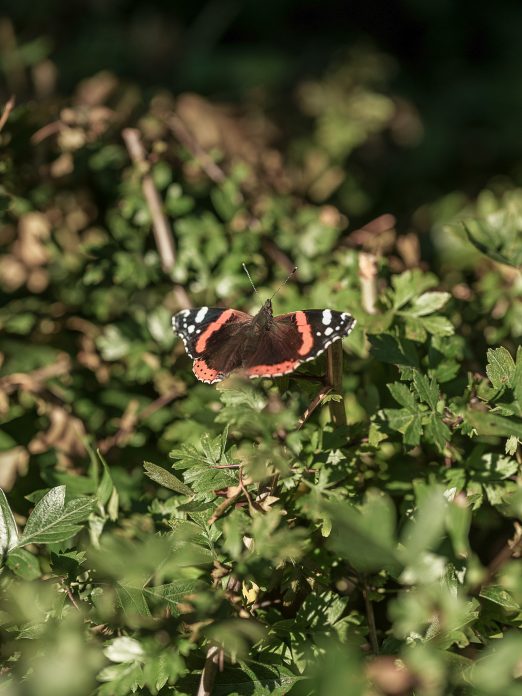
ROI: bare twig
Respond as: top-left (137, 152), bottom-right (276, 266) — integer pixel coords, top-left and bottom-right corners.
top-left (358, 252), bottom-right (378, 315)
top-left (298, 384), bottom-right (333, 429)
top-left (0, 95), bottom-right (15, 133)
top-left (262, 238), bottom-right (296, 275)
top-left (197, 644), bottom-right (222, 696)
top-left (168, 113), bottom-right (226, 185)
top-left (0, 353), bottom-right (71, 395)
top-left (122, 128), bottom-right (176, 272)
top-left (60, 579), bottom-right (80, 611)
top-left (362, 577), bottom-right (380, 654)
top-left (97, 387), bottom-right (183, 455)
top-left (326, 341), bottom-right (347, 427)
top-left (208, 486), bottom-right (242, 526)
top-left (31, 120), bottom-right (63, 144)
top-left (479, 522), bottom-right (522, 589)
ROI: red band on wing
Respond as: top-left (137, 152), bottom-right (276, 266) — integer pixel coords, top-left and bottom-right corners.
top-left (246, 360), bottom-right (299, 377)
top-left (193, 359), bottom-right (222, 383)
top-left (195, 309), bottom-right (235, 353)
top-left (295, 311), bottom-right (314, 356)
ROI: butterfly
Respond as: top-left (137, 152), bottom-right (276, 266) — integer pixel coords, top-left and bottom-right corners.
top-left (172, 299), bottom-right (356, 384)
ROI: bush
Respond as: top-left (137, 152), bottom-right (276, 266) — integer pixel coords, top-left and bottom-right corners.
top-left (0, 64), bottom-right (521, 696)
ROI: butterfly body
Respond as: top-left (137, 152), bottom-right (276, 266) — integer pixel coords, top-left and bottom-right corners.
top-left (173, 301), bottom-right (356, 384)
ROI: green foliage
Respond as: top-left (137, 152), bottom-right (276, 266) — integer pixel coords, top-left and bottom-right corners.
top-left (0, 51), bottom-right (521, 696)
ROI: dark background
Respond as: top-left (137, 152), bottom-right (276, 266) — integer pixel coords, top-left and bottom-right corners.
top-left (2, 0), bottom-right (522, 219)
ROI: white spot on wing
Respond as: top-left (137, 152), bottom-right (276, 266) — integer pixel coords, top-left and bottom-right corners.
top-left (324, 327), bottom-right (333, 336)
top-left (188, 325), bottom-right (195, 334)
top-left (322, 309), bottom-right (332, 325)
top-left (195, 307), bottom-right (208, 323)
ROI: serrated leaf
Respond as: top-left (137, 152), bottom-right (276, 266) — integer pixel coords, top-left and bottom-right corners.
top-left (116, 584), bottom-right (151, 617)
top-left (486, 347), bottom-right (516, 390)
top-left (407, 291), bottom-right (451, 317)
top-left (426, 415), bottom-right (451, 451)
top-left (143, 461), bottom-right (193, 496)
top-left (19, 486), bottom-right (93, 546)
top-left (392, 270), bottom-right (438, 310)
top-left (418, 315), bottom-right (455, 336)
top-left (413, 371), bottom-right (439, 410)
top-left (0, 489), bottom-right (19, 554)
top-left (143, 580), bottom-right (207, 615)
top-left (370, 334), bottom-right (419, 367)
top-left (388, 382), bottom-right (416, 409)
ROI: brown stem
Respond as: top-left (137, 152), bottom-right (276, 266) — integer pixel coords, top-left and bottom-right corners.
top-left (298, 384), bottom-right (333, 429)
top-left (0, 353), bottom-right (71, 395)
top-left (197, 645), bottom-right (222, 696)
top-left (479, 522), bottom-right (522, 589)
top-left (326, 341), bottom-right (347, 427)
top-left (122, 127), bottom-right (176, 273)
top-left (168, 113), bottom-right (226, 185)
top-left (207, 486), bottom-right (242, 526)
top-left (0, 95), bottom-right (15, 133)
top-left (358, 252), bottom-right (378, 315)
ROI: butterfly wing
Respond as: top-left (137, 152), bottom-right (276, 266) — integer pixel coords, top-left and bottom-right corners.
top-left (243, 309), bottom-right (356, 378)
top-left (173, 307), bottom-right (253, 383)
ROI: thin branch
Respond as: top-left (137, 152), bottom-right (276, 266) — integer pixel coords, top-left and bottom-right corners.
top-left (479, 522), bottom-right (522, 589)
top-left (298, 384), bottom-right (333, 429)
top-left (358, 252), bottom-right (378, 315)
top-left (97, 387), bottom-right (183, 454)
top-left (168, 113), bottom-right (226, 185)
top-left (122, 127), bottom-right (177, 273)
top-left (262, 238), bottom-right (296, 275)
top-left (326, 341), bottom-right (347, 427)
top-left (0, 353), bottom-right (71, 395)
top-left (0, 95), bottom-right (15, 133)
top-left (362, 577), bottom-right (380, 654)
top-left (208, 486), bottom-right (242, 526)
top-left (197, 644), bottom-right (222, 696)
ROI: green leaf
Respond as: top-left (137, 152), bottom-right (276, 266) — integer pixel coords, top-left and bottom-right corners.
top-left (326, 491), bottom-right (401, 573)
top-left (479, 586), bottom-right (519, 612)
top-left (19, 486), bottom-right (93, 546)
top-left (143, 461), bottom-right (193, 496)
top-left (400, 488), bottom-right (447, 563)
top-left (464, 410), bottom-right (522, 439)
top-left (392, 270), bottom-right (437, 310)
top-left (425, 415), bottom-right (451, 451)
top-left (407, 291), bottom-right (451, 317)
top-left (446, 497), bottom-right (471, 558)
top-left (6, 547), bottom-right (41, 579)
top-left (514, 346), bottom-right (522, 412)
top-left (369, 334), bottom-right (419, 367)
top-left (388, 382), bottom-right (416, 409)
top-left (115, 583), bottom-right (152, 617)
top-left (104, 637), bottom-right (145, 663)
top-left (0, 489), bottom-right (19, 554)
top-left (413, 371), bottom-right (439, 410)
top-left (486, 347), bottom-right (516, 390)
top-left (418, 315), bottom-right (455, 336)
top-left (143, 580), bottom-right (207, 615)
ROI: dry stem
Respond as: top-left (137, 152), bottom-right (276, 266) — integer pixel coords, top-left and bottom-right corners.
top-left (326, 341), bottom-right (347, 427)
top-left (122, 127), bottom-right (176, 272)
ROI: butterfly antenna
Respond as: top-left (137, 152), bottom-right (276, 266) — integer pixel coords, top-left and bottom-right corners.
top-left (242, 263), bottom-right (258, 294)
top-left (270, 266), bottom-right (298, 300)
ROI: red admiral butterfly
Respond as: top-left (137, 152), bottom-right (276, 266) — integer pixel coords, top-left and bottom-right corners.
top-left (172, 299), bottom-right (356, 385)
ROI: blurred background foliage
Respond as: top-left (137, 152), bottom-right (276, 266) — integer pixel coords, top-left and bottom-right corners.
top-left (0, 1), bottom-right (521, 695)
